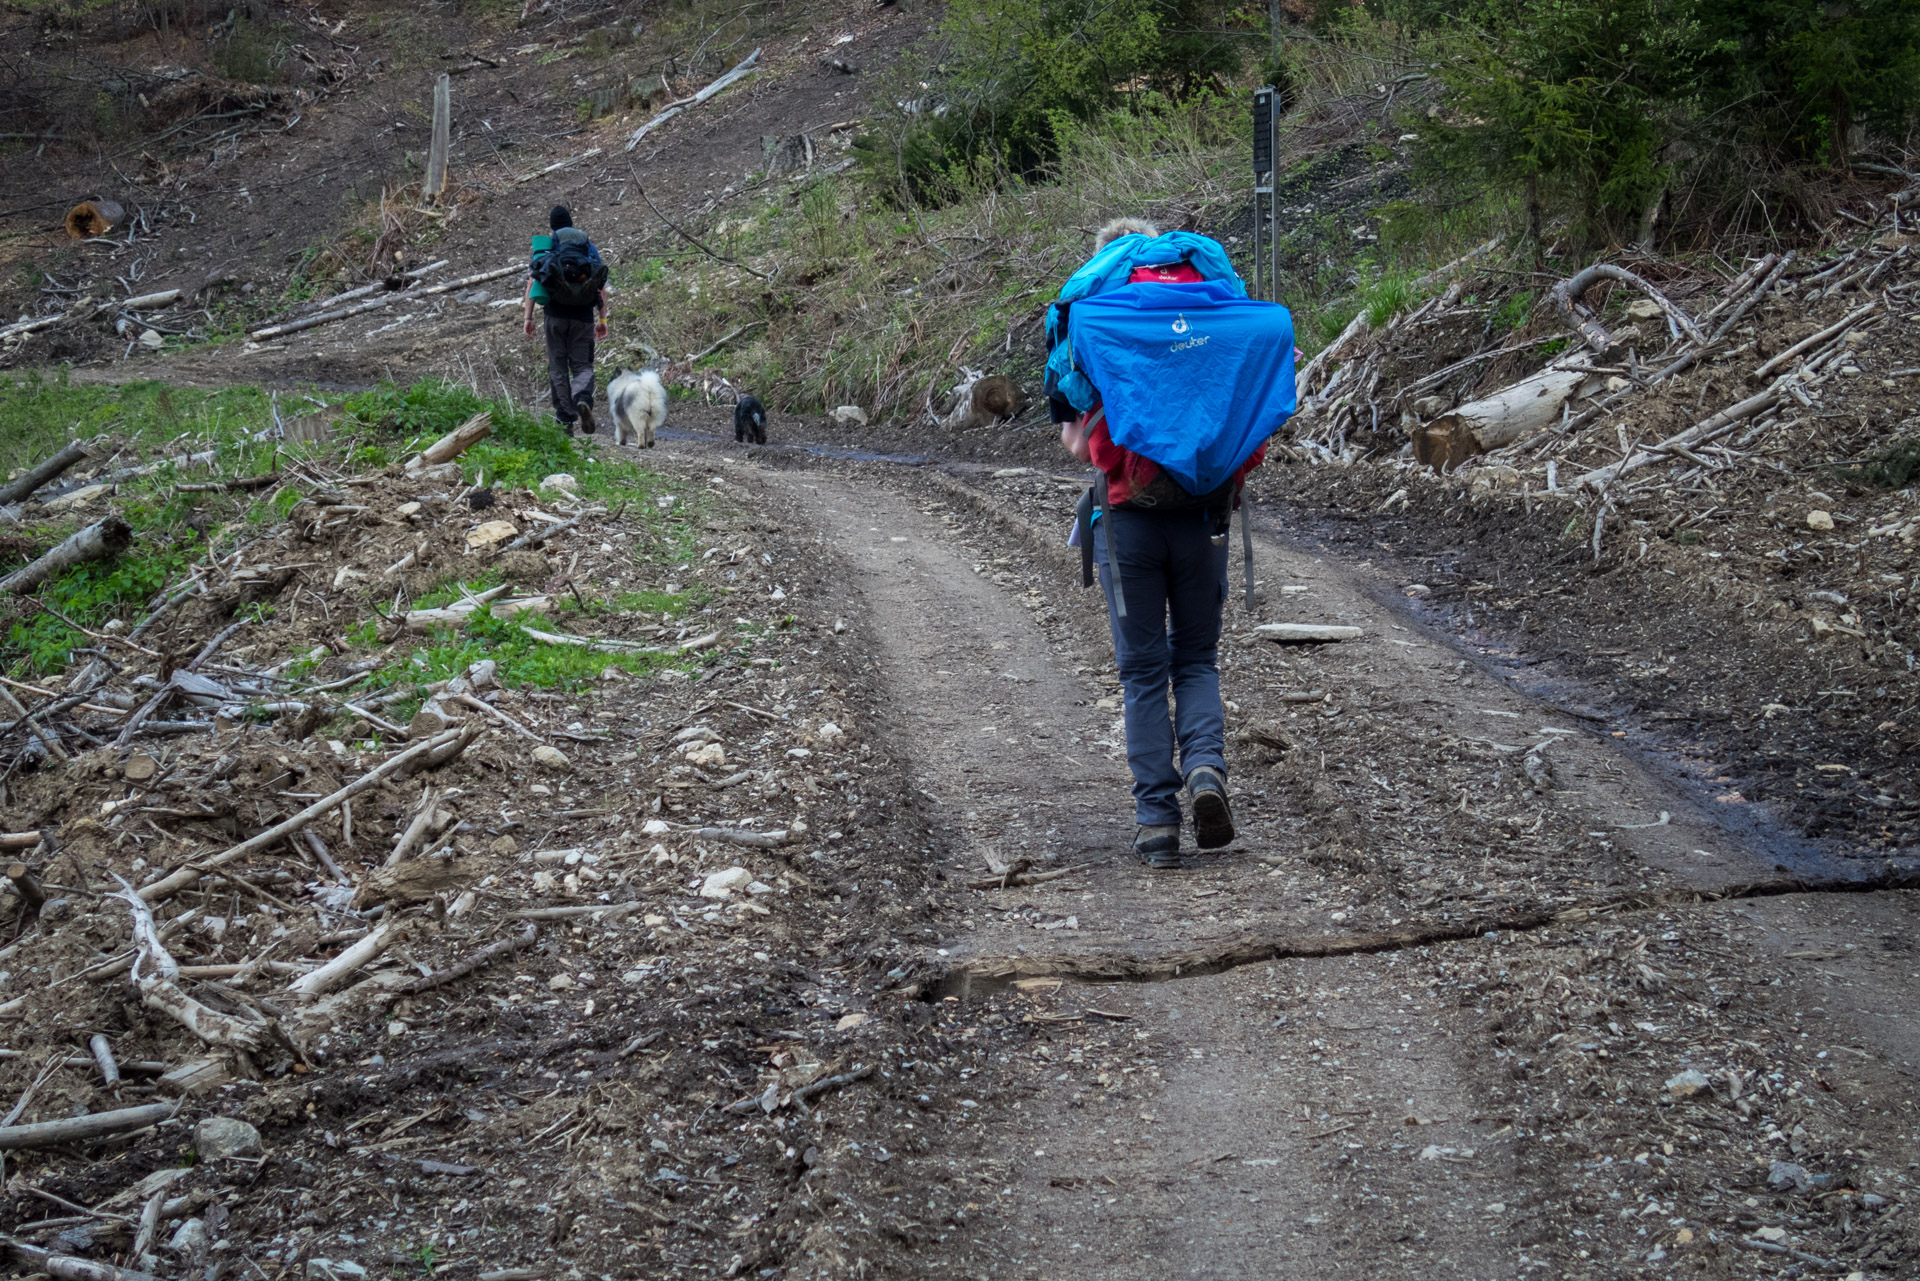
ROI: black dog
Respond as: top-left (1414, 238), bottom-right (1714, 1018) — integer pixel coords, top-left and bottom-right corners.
top-left (734, 394), bottom-right (767, 445)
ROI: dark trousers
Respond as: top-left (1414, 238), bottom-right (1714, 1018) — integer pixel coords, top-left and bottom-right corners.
top-left (1093, 507), bottom-right (1230, 826)
top-left (543, 313), bottom-right (595, 424)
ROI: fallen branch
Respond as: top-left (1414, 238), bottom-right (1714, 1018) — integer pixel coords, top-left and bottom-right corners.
top-left (448, 693), bottom-right (541, 741)
top-left (138, 728), bottom-right (465, 903)
top-left (409, 411), bottom-right (491, 470)
top-left (87, 1034), bottom-right (119, 1085)
top-left (515, 148), bottom-right (601, 185)
top-left (965, 863), bottom-right (1090, 891)
top-left (1548, 262), bottom-right (1705, 353)
top-left (498, 514), bottom-right (580, 553)
top-left (1, 517), bottom-right (132, 595)
top-left (1574, 383), bottom-right (1785, 490)
top-left (792, 1063), bottom-right (872, 1112)
top-left (687, 321), bottom-right (768, 362)
top-left (625, 49), bottom-right (761, 151)
top-left (1, 1238), bottom-right (164, 1281)
top-left (1752, 301), bottom-right (1878, 379)
top-left (111, 877), bottom-right (270, 1051)
top-left (507, 902), bottom-right (641, 921)
top-left (288, 915), bottom-right (399, 998)
top-left (0, 441), bottom-right (95, 506)
top-left (398, 924), bottom-right (536, 995)
top-left (688, 827), bottom-right (791, 849)
top-left (287, 260), bottom-right (449, 316)
top-left (247, 264), bottom-right (523, 342)
top-left (521, 626), bottom-right (658, 654)
top-left (0, 1102), bottom-right (176, 1150)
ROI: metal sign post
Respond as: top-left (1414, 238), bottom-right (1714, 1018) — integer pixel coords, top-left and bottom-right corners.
top-left (1252, 86), bottom-right (1276, 301)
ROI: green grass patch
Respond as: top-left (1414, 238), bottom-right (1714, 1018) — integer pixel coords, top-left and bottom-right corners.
top-left (0, 375), bottom-right (707, 689)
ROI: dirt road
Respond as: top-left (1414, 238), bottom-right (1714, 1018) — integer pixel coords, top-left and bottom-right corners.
top-left (677, 430), bottom-right (1920, 1279)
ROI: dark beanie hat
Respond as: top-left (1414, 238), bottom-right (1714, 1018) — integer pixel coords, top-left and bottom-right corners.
top-left (549, 205), bottom-right (572, 230)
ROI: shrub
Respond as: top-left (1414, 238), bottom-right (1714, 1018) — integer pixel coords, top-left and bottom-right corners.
top-left (859, 0), bottom-right (1259, 205)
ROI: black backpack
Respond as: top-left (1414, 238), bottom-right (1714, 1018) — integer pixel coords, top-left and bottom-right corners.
top-left (533, 227), bottom-right (607, 308)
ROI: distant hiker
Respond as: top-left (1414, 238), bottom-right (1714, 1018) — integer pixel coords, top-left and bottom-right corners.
top-left (523, 205), bottom-right (610, 435)
top-left (1048, 217), bottom-right (1298, 869)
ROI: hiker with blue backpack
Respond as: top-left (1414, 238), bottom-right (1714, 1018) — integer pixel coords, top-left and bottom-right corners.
top-left (522, 205), bottom-right (611, 436)
top-left (1047, 217), bottom-right (1298, 869)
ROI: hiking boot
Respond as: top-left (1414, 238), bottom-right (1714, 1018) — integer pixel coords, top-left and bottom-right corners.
top-left (576, 403), bottom-right (597, 435)
top-left (1133, 824), bottom-right (1181, 870)
top-left (558, 417), bottom-right (577, 437)
top-left (1187, 766), bottom-right (1235, 849)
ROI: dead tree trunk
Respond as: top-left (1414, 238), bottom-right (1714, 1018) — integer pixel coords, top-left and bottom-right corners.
top-left (0, 517), bottom-right (132, 595)
top-left (1549, 263), bottom-right (1704, 353)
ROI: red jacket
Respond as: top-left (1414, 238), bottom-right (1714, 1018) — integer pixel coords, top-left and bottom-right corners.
top-left (1079, 260), bottom-right (1265, 506)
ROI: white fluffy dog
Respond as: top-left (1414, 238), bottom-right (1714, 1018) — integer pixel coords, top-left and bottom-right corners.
top-left (606, 369), bottom-right (666, 448)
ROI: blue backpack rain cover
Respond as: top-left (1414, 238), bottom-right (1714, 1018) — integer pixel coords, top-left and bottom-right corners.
top-left (1066, 277), bottom-right (1297, 496)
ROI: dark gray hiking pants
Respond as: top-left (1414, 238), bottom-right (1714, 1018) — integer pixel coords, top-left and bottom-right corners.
top-left (543, 313), bottom-right (596, 424)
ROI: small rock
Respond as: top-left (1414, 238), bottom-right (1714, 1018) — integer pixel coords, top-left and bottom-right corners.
top-left (817, 721), bottom-right (845, 743)
top-left (1769, 1160), bottom-right (1816, 1194)
top-left (1807, 510), bottom-right (1835, 532)
top-left (830, 405), bottom-right (868, 426)
top-left (306, 1262), bottom-right (368, 1281)
top-left (193, 1115), bottom-right (263, 1159)
top-left (533, 744), bottom-right (571, 771)
top-left (642, 818), bottom-right (671, 836)
top-left (747, 881), bottom-right (775, 896)
top-left (699, 866), bottom-right (753, 899)
top-left (685, 742), bottom-right (726, 769)
top-left (1862, 1193), bottom-right (1887, 1210)
top-left (991, 467), bottom-right (1032, 479)
top-left (466, 518), bottom-right (519, 549)
top-left (488, 835), bottom-right (517, 855)
top-left (538, 473), bottom-right (579, 494)
top-left (466, 659), bottom-right (498, 689)
top-left (549, 974), bottom-right (576, 991)
top-left (835, 1011), bottom-right (869, 1030)
top-left (1754, 1226), bottom-right (1787, 1243)
top-left (1665, 1068), bottom-right (1713, 1099)
top-left (1624, 298), bottom-right (1665, 321)
top-left (396, 501), bottom-right (422, 517)
top-left (138, 328), bottom-right (164, 350)
top-left (166, 1217), bottom-right (207, 1257)
top-left (1412, 394), bottom-right (1447, 418)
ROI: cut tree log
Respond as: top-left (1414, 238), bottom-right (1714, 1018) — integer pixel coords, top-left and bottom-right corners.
top-left (246, 263), bottom-right (522, 341)
top-left (288, 915), bottom-right (399, 998)
top-left (119, 289), bottom-right (181, 311)
top-left (0, 440), bottom-right (94, 505)
top-left (64, 199), bottom-right (124, 239)
top-left (409, 411), bottom-right (491, 470)
top-left (1548, 262), bottom-right (1705, 353)
top-left (0, 1101), bottom-right (175, 1149)
top-left (0, 831), bottom-right (42, 851)
top-left (0, 517), bottom-right (132, 595)
top-left (625, 49), bottom-right (762, 151)
top-left (521, 626), bottom-right (659, 654)
top-left (1414, 364), bottom-right (1596, 470)
top-left (1255, 623), bottom-right (1364, 643)
top-left (138, 728), bottom-right (466, 903)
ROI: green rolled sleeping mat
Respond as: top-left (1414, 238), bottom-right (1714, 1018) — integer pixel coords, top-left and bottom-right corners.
top-left (529, 233), bottom-right (552, 304)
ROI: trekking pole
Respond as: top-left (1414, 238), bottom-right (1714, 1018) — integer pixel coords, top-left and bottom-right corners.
top-left (1094, 472), bottom-right (1126, 618)
top-left (1241, 506), bottom-right (1256, 613)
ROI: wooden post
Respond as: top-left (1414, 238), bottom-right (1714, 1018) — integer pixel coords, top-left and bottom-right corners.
top-left (427, 73), bottom-right (452, 201)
